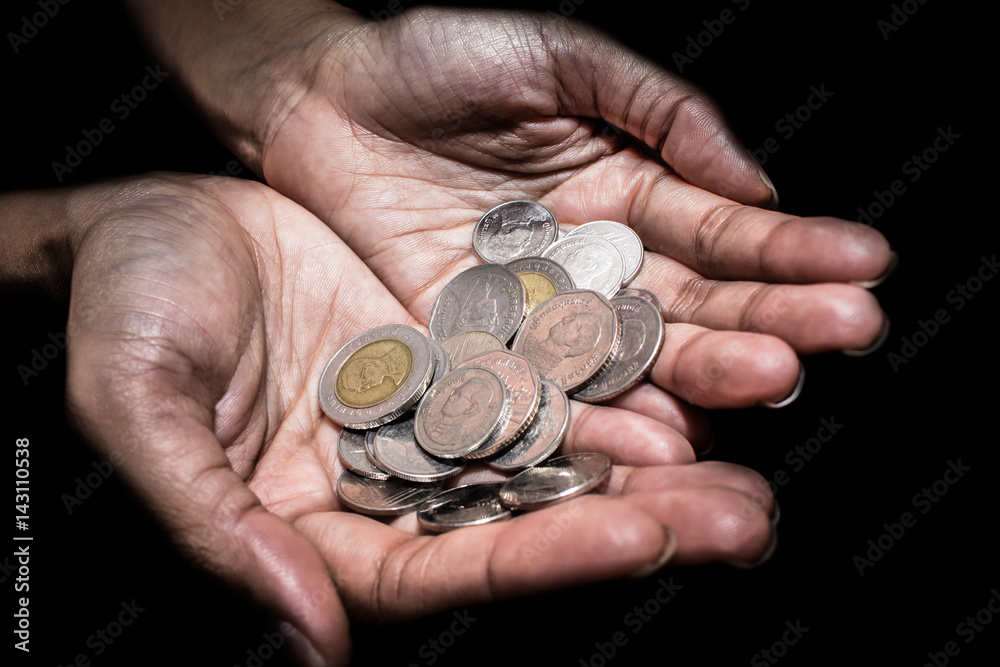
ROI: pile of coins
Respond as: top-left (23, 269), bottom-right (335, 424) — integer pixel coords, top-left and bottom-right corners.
top-left (319, 201), bottom-right (665, 531)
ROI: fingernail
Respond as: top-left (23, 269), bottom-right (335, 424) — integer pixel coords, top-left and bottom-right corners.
top-left (755, 160), bottom-right (780, 210)
top-left (628, 526), bottom-right (678, 579)
top-left (770, 500), bottom-right (781, 528)
top-left (851, 250), bottom-right (899, 289)
top-left (286, 625), bottom-right (329, 667)
top-left (729, 529), bottom-right (778, 570)
top-left (762, 363), bottom-right (804, 409)
top-left (696, 435), bottom-right (715, 459)
top-left (843, 314), bottom-right (891, 357)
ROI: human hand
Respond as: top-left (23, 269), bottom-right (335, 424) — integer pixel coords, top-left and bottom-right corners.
top-left (124, 1), bottom-right (893, 415)
top-left (59, 174), bottom-right (776, 666)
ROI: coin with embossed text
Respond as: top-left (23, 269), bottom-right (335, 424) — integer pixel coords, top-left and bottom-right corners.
top-left (416, 482), bottom-right (511, 532)
top-left (541, 235), bottom-right (625, 299)
top-left (336, 470), bottom-right (443, 517)
top-left (372, 415), bottom-right (467, 483)
top-left (338, 428), bottom-right (391, 481)
top-left (511, 289), bottom-right (621, 393)
top-left (456, 350), bottom-right (541, 459)
top-left (473, 200), bottom-right (558, 264)
top-left (414, 367), bottom-right (508, 458)
top-left (499, 452), bottom-right (612, 511)
top-left (573, 294), bottom-right (664, 403)
top-left (319, 325), bottom-right (434, 429)
top-left (505, 256), bottom-right (575, 316)
top-left (566, 221), bottom-right (644, 286)
top-left (429, 264), bottom-right (525, 344)
top-left (486, 380), bottom-right (569, 472)
top-left (441, 331), bottom-right (506, 367)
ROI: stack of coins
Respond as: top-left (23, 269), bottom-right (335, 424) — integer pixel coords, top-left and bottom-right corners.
top-left (320, 201), bottom-right (664, 530)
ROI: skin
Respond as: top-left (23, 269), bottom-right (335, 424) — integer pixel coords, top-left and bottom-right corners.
top-left (4, 174), bottom-right (775, 666)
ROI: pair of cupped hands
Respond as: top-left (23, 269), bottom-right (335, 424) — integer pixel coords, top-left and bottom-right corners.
top-left (50, 2), bottom-right (891, 664)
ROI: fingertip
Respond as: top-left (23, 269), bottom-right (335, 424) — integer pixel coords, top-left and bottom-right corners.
top-left (627, 525), bottom-right (678, 579)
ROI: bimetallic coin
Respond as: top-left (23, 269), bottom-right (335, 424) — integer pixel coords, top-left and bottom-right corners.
top-left (541, 235), bottom-right (625, 299)
top-left (505, 256), bottom-right (575, 316)
top-left (511, 289), bottom-right (622, 393)
top-left (427, 336), bottom-right (451, 384)
top-left (566, 221), bottom-right (644, 286)
top-left (473, 200), bottom-right (558, 264)
top-left (615, 287), bottom-right (662, 313)
top-left (416, 482), bottom-right (511, 532)
top-left (499, 452), bottom-right (612, 511)
top-left (319, 325), bottom-right (434, 429)
top-left (336, 470), bottom-right (443, 517)
top-left (486, 380), bottom-right (569, 472)
top-left (414, 367), bottom-right (508, 458)
top-left (338, 428), bottom-right (390, 481)
top-left (456, 350), bottom-right (541, 459)
top-left (573, 295), bottom-right (665, 403)
top-left (441, 331), bottom-right (506, 367)
top-left (372, 415), bottom-right (467, 483)
top-left (429, 264), bottom-right (526, 344)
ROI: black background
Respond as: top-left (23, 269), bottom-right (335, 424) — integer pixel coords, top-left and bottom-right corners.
top-left (2, 1), bottom-right (993, 666)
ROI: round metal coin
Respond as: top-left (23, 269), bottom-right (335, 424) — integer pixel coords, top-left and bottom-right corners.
top-left (505, 256), bottom-right (575, 316)
top-left (510, 289), bottom-right (622, 393)
top-left (499, 452), bottom-right (612, 511)
top-left (541, 235), bottom-right (625, 299)
top-left (566, 221), bottom-right (644, 286)
top-left (336, 470), bottom-right (443, 517)
top-left (319, 324), bottom-right (434, 429)
top-left (427, 336), bottom-right (451, 384)
top-left (615, 287), bottom-right (662, 313)
top-left (473, 200), bottom-right (558, 264)
top-left (338, 428), bottom-right (390, 480)
top-left (573, 294), bottom-right (665, 403)
top-left (486, 380), bottom-right (569, 472)
top-left (416, 482), bottom-right (511, 532)
top-left (371, 415), bottom-right (467, 483)
top-left (414, 367), bottom-right (508, 458)
top-left (441, 330), bottom-right (506, 367)
top-left (429, 264), bottom-right (526, 344)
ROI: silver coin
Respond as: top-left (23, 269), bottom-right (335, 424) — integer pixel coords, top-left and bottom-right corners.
top-left (338, 428), bottom-right (390, 480)
top-left (566, 221), bottom-right (644, 286)
top-left (473, 200), bottom-right (559, 264)
top-left (510, 289), bottom-right (622, 393)
top-left (372, 415), bottom-right (467, 483)
top-left (456, 350), bottom-right (541, 459)
top-left (499, 452), bottom-right (612, 511)
top-left (336, 470), bottom-right (443, 517)
top-left (573, 295), bottom-right (665, 403)
top-left (505, 256), bottom-right (575, 316)
top-left (427, 336), bottom-right (451, 384)
top-left (615, 287), bottom-right (662, 313)
top-left (486, 380), bottom-right (569, 472)
top-left (429, 264), bottom-right (526, 344)
top-left (414, 367), bottom-right (508, 458)
top-left (440, 330), bottom-right (506, 367)
top-left (416, 482), bottom-right (511, 532)
top-left (541, 235), bottom-right (625, 299)
top-left (319, 324), bottom-right (434, 429)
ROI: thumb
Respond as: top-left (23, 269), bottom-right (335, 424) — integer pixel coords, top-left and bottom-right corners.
top-left (66, 333), bottom-right (351, 666)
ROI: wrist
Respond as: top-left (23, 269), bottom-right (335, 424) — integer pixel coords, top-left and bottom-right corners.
top-left (122, 0), bottom-right (365, 174)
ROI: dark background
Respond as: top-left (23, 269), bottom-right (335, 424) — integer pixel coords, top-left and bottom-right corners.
top-left (3, 1), bottom-right (992, 665)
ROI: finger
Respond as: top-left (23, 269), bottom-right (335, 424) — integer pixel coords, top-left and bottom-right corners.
top-left (66, 338), bottom-right (351, 667)
top-left (602, 382), bottom-right (713, 454)
top-left (543, 18), bottom-right (776, 207)
top-left (295, 494), bottom-right (674, 622)
top-left (648, 323), bottom-right (801, 408)
top-left (543, 150), bottom-right (893, 284)
top-left (633, 253), bottom-right (888, 354)
top-left (562, 400), bottom-right (696, 466)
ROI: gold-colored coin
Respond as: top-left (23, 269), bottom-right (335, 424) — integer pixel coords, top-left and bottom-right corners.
top-left (334, 338), bottom-right (413, 409)
top-left (518, 271), bottom-right (557, 315)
